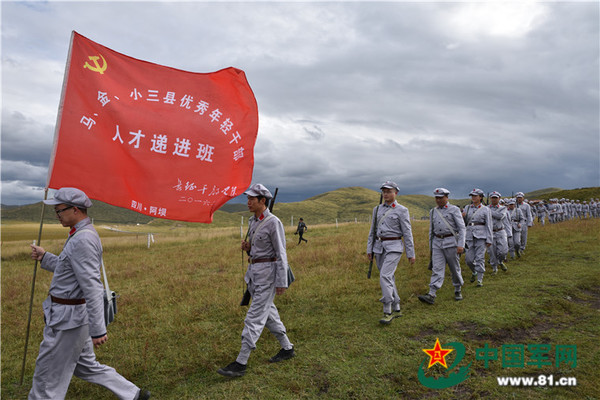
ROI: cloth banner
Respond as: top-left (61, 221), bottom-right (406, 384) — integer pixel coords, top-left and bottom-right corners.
top-left (47, 31), bottom-right (258, 223)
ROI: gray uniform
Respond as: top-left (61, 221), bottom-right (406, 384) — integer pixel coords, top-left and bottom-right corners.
top-left (427, 203), bottom-right (466, 296)
top-left (507, 207), bottom-right (525, 257)
top-left (488, 204), bottom-right (509, 271)
top-left (367, 201), bottom-right (415, 314)
top-left (236, 209), bottom-right (293, 365)
top-left (536, 203), bottom-right (549, 226)
top-left (516, 200), bottom-right (533, 250)
top-left (29, 218), bottom-right (139, 400)
top-left (463, 204), bottom-right (493, 282)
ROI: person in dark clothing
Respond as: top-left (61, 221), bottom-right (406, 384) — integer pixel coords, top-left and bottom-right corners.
top-left (295, 218), bottom-right (308, 244)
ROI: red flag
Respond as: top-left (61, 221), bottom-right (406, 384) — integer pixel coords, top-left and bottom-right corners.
top-left (48, 31), bottom-right (258, 223)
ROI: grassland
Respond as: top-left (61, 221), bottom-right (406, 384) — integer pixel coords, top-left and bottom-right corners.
top-left (1, 216), bottom-right (599, 399)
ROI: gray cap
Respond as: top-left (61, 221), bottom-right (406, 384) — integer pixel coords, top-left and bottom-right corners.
top-left (506, 198), bottom-right (516, 205)
top-left (433, 188), bottom-right (450, 197)
top-left (489, 191), bottom-right (501, 198)
top-left (515, 192), bottom-right (525, 198)
top-left (469, 188), bottom-right (485, 197)
top-left (44, 187), bottom-right (93, 208)
top-left (380, 180), bottom-right (400, 192)
top-left (243, 183), bottom-right (272, 199)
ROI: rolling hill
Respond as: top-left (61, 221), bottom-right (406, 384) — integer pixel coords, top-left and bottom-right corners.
top-left (2, 186), bottom-right (599, 227)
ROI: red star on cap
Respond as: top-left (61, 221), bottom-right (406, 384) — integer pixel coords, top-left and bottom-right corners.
top-left (422, 338), bottom-right (453, 368)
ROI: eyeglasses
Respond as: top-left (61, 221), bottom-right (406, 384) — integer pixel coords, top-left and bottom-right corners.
top-left (55, 206), bottom-right (74, 215)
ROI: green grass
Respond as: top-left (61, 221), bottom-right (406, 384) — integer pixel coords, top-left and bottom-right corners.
top-left (2, 218), bottom-right (599, 399)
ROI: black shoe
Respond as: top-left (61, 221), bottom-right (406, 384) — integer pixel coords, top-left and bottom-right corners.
top-left (217, 361), bottom-right (247, 377)
top-left (137, 389), bottom-right (151, 400)
top-left (269, 347), bottom-right (295, 363)
top-left (418, 293), bottom-right (435, 305)
top-left (454, 291), bottom-right (463, 301)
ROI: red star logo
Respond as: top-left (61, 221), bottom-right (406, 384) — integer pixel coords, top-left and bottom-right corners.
top-left (422, 338), bottom-right (453, 368)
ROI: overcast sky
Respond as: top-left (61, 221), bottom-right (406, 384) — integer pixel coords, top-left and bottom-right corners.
top-left (2, 1), bottom-right (599, 206)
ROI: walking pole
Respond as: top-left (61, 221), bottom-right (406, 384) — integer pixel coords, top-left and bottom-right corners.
top-left (20, 189), bottom-right (48, 385)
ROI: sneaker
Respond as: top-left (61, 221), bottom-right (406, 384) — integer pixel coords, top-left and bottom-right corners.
top-left (138, 389), bottom-right (151, 400)
top-left (269, 347), bottom-right (295, 363)
top-left (379, 313), bottom-right (394, 325)
top-left (491, 269), bottom-right (497, 275)
top-left (516, 250), bottom-right (521, 258)
top-left (454, 291), bottom-right (463, 301)
top-left (217, 361), bottom-right (247, 377)
top-left (500, 262), bottom-right (508, 271)
top-left (476, 280), bottom-right (483, 287)
top-left (418, 293), bottom-right (435, 305)
top-left (392, 309), bottom-right (403, 318)
top-left (470, 273), bottom-right (477, 283)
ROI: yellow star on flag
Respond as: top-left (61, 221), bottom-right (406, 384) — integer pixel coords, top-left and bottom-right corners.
top-left (422, 338), bottom-right (453, 368)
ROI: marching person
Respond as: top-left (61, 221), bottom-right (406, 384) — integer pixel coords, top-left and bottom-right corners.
top-left (28, 188), bottom-right (150, 400)
top-left (507, 198), bottom-right (525, 259)
top-left (367, 181), bottom-right (416, 324)
top-left (218, 184), bottom-right (294, 378)
top-left (487, 192), bottom-right (509, 274)
top-left (462, 188), bottom-right (493, 287)
top-left (295, 217), bottom-right (308, 244)
top-left (515, 192), bottom-right (533, 252)
top-left (418, 188), bottom-right (466, 305)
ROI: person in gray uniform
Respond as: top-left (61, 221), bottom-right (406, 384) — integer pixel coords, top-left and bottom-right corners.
top-left (515, 192), bottom-right (533, 252)
top-left (506, 199), bottom-right (525, 258)
top-left (218, 184), bottom-right (294, 378)
top-left (28, 188), bottom-right (150, 400)
top-left (367, 181), bottom-right (416, 324)
top-left (462, 188), bottom-right (492, 287)
top-left (535, 201), bottom-right (549, 226)
top-left (582, 201), bottom-right (590, 218)
top-left (418, 188), bottom-right (466, 305)
top-left (487, 191), bottom-right (509, 274)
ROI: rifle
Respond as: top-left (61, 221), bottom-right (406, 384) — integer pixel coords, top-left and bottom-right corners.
top-left (367, 194), bottom-right (383, 279)
top-left (240, 188), bottom-right (279, 306)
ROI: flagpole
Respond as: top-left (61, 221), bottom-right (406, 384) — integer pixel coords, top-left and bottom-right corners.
top-left (20, 189), bottom-right (48, 385)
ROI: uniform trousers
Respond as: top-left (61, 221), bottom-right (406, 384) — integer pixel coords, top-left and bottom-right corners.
top-left (465, 238), bottom-right (487, 282)
top-left (489, 231), bottom-right (508, 269)
top-left (509, 230), bottom-right (521, 257)
top-left (29, 324), bottom-right (139, 400)
top-left (374, 250), bottom-right (402, 314)
top-left (428, 246), bottom-right (463, 296)
top-left (236, 266), bottom-right (292, 365)
top-left (520, 225), bottom-right (529, 250)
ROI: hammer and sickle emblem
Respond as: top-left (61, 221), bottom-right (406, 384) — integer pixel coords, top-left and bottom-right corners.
top-left (83, 54), bottom-right (107, 74)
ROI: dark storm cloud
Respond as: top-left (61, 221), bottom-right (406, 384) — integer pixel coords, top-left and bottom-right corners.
top-left (1, 1), bottom-right (598, 206)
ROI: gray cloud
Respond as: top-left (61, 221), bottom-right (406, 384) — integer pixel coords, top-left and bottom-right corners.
top-left (1, 1), bottom-right (598, 207)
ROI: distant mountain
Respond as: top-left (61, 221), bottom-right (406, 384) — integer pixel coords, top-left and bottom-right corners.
top-left (524, 188), bottom-right (563, 198)
top-left (3, 187), bottom-right (598, 226)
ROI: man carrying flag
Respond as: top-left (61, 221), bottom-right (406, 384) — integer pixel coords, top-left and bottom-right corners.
top-left (29, 188), bottom-right (150, 400)
top-left (217, 184), bottom-right (294, 378)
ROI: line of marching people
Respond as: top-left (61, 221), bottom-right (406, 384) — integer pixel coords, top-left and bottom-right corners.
top-left (531, 197), bottom-right (600, 225)
top-left (417, 188), bottom-right (597, 306)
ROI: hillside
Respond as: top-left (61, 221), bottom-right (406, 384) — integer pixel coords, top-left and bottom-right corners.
top-left (3, 186), bottom-right (599, 226)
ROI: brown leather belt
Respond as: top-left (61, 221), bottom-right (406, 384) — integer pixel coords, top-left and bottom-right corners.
top-left (249, 257), bottom-right (277, 264)
top-left (51, 295), bottom-right (86, 305)
top-left (378, 236), bottom-right (402, 241)
top-left (435, 233), bottom-right (454, 239)
top-left (469, 222), bottom-right (485, 226)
